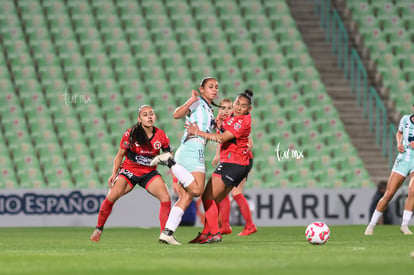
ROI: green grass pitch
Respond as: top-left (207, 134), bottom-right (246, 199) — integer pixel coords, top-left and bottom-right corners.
top-left (0, 225), bottom-right (413, 274)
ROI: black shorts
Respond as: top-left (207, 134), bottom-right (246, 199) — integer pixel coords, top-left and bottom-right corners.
top-left (117, 168), bottom-right (161, 189)
top-left (246, 158), bottom-right (253, 177)
top-left (213, 162), bottom-right (250, 188)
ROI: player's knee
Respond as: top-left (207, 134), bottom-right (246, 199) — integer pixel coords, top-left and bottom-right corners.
top-left (407, 187), bottom-right (414, 198)
top-left (381, 193), bottom-right (394, 203)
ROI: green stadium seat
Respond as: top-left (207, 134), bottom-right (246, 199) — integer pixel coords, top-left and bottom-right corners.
top-left (33, 46), bottom-right (60, 68)
top-left (0, 154), bottom-right (18, 189)
top-left (0, 0), bottom-right (375, 189)
top-left (220, 13), bottom-right (243, 33)
top-left (91, 0), bottom-right (117, 15)
top-left (116, 0), bottom-right (140, 19)
top-left (0, 91), bottom-right (20, 115)
top-left (45, 165), bottom-right (73, 189)
top-left (0, 15), bottom-right (24, 42)
top-left (14, 151), bottom-right (45, 189)
top-left (69, 153), bottom-right (100, 189)
top-left (66, 0), bottom-right (91, 14)
top-left (0, 1), bottom-right (17, 16)
top-left (156, 39), bottom-right (181, 58)
top-left (225, 26), bottom-right (250, 44)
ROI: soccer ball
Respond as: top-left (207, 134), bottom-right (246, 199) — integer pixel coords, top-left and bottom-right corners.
top-left (305, 222), bottom-right (330, 245)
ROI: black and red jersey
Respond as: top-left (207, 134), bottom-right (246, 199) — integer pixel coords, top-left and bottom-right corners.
top-left (219, 113), bottom-right (251, 166)
top-left (119, 126), bottom-right (170, 176)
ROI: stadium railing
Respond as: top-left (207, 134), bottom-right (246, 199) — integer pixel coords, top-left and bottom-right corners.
top-left (314, 0), bottom-right (397, 168)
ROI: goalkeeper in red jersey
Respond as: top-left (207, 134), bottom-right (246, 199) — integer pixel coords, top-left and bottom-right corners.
top-left (90, 105), bottom-right (172, 242)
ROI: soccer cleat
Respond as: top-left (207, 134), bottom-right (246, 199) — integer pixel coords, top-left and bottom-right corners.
top-left (400, 225), bottom-right (413, 235)
top-left (150, 153), bottom-right (175, 167)
top-left (90, 229), bottom-right (102, 242)
top-left (238, 224), bottom-right (257, 236)
top-left (188, 232), bottom-right (209, 243)
top-left (159, 232), bottom-right (181, 245)
top-left (199, 233), bottom-right (222, 244)
top-left (219, 226), bottom-right (232, 235)
top-left (364, 224), bottom-right (375, 235)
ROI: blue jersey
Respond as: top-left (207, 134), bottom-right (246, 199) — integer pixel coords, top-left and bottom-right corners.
top-left (180, 96), bottom-right (215, 146)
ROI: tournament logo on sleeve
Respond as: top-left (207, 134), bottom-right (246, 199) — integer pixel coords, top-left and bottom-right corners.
top-left (234, 122), bottom-right (241, 131)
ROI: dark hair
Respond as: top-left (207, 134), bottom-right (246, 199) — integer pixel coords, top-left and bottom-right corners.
top-left (129, 123), bottom-right (149, 146)
top-left (199, 77), bottom-right (221, 108)
top-left (129, 105), bottom-right (152, 146)
top-left (236, 89), bottom-right (254, 105)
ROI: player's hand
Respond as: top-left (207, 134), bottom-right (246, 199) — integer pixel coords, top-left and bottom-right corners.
top-left (107, 174), bottom-right (117, 188)
top-left (215, 115), bottom-right (224, 128)
top-left (212, 155), bottom-right (219, 167)
top-left (185, 121), bottom-right (200, 136)
top-left (398, 143), bottom-right (405, 153)
top-left (190, 90), bottom-right (199, 103)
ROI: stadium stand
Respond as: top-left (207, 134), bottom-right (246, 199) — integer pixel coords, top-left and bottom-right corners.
top-left (347, 0), bottom-right (414, 116)
top-left (0, 0), bottom-right (374, 189)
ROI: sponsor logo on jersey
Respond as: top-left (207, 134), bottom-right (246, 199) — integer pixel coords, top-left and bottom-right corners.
top-left (153, 141), bottom-right (162, 150)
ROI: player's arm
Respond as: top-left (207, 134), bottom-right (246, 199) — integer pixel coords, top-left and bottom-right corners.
top-left (212, 143), bottom-right (221, 167)
top-left (173, 90), bottom-right (199, 119)
top-left (396, 130), bottom-right (405, 153)
top-left (247, 135), bottom-right (253, 151)
top-left (185, 122), bottom-right (234, 143)
top-left (108, 148), bottom-right (127, 187)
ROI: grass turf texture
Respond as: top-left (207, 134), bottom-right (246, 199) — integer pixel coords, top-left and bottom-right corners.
top-left (0, 225), bottom-right (413, 274)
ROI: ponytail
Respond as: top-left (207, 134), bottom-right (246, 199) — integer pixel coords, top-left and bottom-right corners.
top-left (129, 122), bottom-right (150, 146)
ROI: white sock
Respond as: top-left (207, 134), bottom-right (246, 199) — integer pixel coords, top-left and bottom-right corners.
top-left (369, 210), bottom-right (383, 226)
top-left (171, 163), bottom-right (195, 188)
top-left (401, 210), bottom-right (413, 226)
top-left (165, 206), bottom-right (184, 233)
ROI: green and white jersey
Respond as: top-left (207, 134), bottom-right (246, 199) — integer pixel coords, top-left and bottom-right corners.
top-left (180, 96), bottom-right (215, 146)
top-left (398, 114), bottom-right (414, 160)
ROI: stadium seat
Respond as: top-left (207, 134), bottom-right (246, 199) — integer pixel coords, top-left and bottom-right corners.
top-left (0, 0), bottom-right (374, 190)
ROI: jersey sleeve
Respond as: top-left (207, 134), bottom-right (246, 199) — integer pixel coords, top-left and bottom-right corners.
top-left (223, 116), bottom-right (250, 139)
top-left (160, 130), bottom-right (172, 152)
top-left (119, 129), bottom-right (130, 149)
top-left (398, 116), bottom-right (406, 132)
top-left (188, 98), bottom-right (200, 112)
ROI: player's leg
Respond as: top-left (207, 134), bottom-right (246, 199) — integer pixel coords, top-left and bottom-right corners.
top-left (91, 176), bottom-right (133, 242)
top-left (159, 182), bottom-right (197, 245)
top-left (218, 195), bottom-right (232, 234)
top-left (145, 175), bottom-right (171, 232)
top-left (232, 178), bottom-right (257, 236)
top-left (189, 177), bottom-right (212, 243)
top-left (198, 175), bottom-right (231, 244)
top-left (153, 146), bottom-right (206, 197)
top-left (365, 171), bottom-right (406, 235)
top-left (401, 173), bottom-right (414, 234)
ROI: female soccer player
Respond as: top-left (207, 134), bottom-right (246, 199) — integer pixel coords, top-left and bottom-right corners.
top-left (365, 105), bottom-right (414, 235)
top-left (185, 90), bottom-right (254, 243)
top-left (213, 98), bottom-right (257, 237)
top-left (90, 105), bottom-right (172, 242)
top-left (151, 77), bottom-right (219, 245)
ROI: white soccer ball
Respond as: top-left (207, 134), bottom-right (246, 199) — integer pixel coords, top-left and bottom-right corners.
top-left (305, 222), bottom-right (330, 245)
